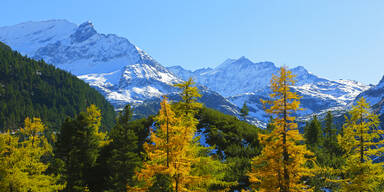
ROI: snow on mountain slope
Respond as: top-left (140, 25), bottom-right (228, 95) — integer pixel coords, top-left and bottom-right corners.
top-left (0, 20), bottom-right (77, 56)
top-left (0, 20), bottom-right (243, 121)
top-left (168, 57), bottom-right (371, 122)
top-left (0, 20), bottom-right (182, 106)
top-left (169, 57), bottom-right (328, 97)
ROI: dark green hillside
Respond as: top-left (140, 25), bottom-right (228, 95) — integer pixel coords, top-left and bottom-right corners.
top-left (0, 41), bottom-right (115, 131)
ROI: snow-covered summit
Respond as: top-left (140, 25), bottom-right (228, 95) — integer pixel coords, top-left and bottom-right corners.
top-left (168, 56), bottom-right (371, 122)
top-left (70, 21), bottom-right (97, 43)
top-left (0, 20), bottom-right (181, 105)
top-left (0, 20), bottom-right (243, 121)
top-left (168, 56), bottom-right (336, 96)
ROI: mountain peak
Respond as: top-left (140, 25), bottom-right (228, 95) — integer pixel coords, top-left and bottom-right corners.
top-left (236, 56), bottom-right (252, 63)
top-left (292, 66), bottom-right (308, 73)
top-left (216, 56), bottom-right (253, 69)
top-left (377, 75), bottom-right (384, 88)
top-left (168, 65), bottom-right (187, 71)
top-left (81, 20), bottom-right (93, 26)
top-left (70, 20), bottom-right (97, 42)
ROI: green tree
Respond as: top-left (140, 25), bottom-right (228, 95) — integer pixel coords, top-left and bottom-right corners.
top-left (322, 111), bottom-right (343, 166)
top-left (304, 113), bottom-right (343, 191)
top-left (240, 102), bottom-right (249, 121)
top-left (304, 115), bottom-right (322, 148)
top-left (197, 107), bottom-right (260, 191)
top-left (0, 41), bottom-right (115, 132)
top-left (105, 104), bottom-right (141, 191)
top-left (54, 105), bottom-right (107, 192)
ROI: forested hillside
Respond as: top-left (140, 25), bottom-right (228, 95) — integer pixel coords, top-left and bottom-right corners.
top-left (1, 64), bottom-right (384, 191)
top-left (0, 41), bottom-right (116, 131)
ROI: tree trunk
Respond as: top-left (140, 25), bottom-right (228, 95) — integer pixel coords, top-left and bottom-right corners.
top-left (360, 113), bottom-right (364, 164)
top-left (282, 78), bottom-right (290, 192)
top-left (165, 106), bottom-right (169, 168)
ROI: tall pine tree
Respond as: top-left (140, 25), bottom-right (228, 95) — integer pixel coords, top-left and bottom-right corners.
top-left (54, 105), bottom-right (107, 192)
top-left (240, 102), bottom-right (249, 121)
top-left (132, 78), bottom-right (232, 191)
top-left (132, 96), bottom-right (201, 191)
top-left (248, 67), bottom-right (315, 192)
top-left (304, 115), bottom-right (322, 148)
top-left (105, 104), bottom-right (141, 191)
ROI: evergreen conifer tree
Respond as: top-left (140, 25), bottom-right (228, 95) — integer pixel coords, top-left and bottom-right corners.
top-left (54, 105), bottom-right (107, 192)
top-left (105, 104), bottom-right (141, 191)
top-left (240, 102), bottom-right (249, 121)
top-left (248, 67), bottom-right (315, 192)
top-left (304, 115), bottom-right (322, 148)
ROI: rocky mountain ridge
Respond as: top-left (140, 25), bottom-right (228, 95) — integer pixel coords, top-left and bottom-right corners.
top-left (168, 57), bottom-right (371, 122)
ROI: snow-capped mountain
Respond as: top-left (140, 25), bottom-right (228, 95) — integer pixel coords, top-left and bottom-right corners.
top-left (168, 57), bottom-right (371, 122)
top-left (0, 20), bottom-right (182, 105)
top-left (0, 19), bottom-right (373, 126)
top-left (0, 20), bottom-right (241, 117)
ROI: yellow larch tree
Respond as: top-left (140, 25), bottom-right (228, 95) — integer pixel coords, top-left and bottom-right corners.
top-left (333, 97), bottom-right (384, 191)
top-left (0, 117), bottom-right (64, 192)
top-left (174, 78), bottom-right (233, 191)
top-left (132, 96), bottom-right (202, 192)
top-left (173, 77), bottom-right (203, 115)
top-left (86, 104), bottom-right (108, 147)
top-left (248, 67), bottom-right (315, 192)
top-left (131, 78), bottom-right (232, 192)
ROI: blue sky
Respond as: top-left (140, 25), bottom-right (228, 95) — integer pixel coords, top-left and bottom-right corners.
top-left (1, 0), bottom-right (384, 84)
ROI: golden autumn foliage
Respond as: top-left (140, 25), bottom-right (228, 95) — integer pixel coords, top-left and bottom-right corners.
top-left (248, 67), bottom-right (315, 192)
top-left (330, 97), bottom-right (384, 191)
top-left (0, 117), bottom-right (64, 192)
top-left (173, 78), bottom-right (203, 115)
top-left (86, 104), bottom-right (108, 147)
top-left (131, 78), bottom-right (233, 192)
top-left (135, 97), bottom-right (202, 191)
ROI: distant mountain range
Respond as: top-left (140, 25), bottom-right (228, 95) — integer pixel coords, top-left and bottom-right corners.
top-left (168, 57), bottom-right (371, 122)
top-left (0, 20), bottom-right (382, 126)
